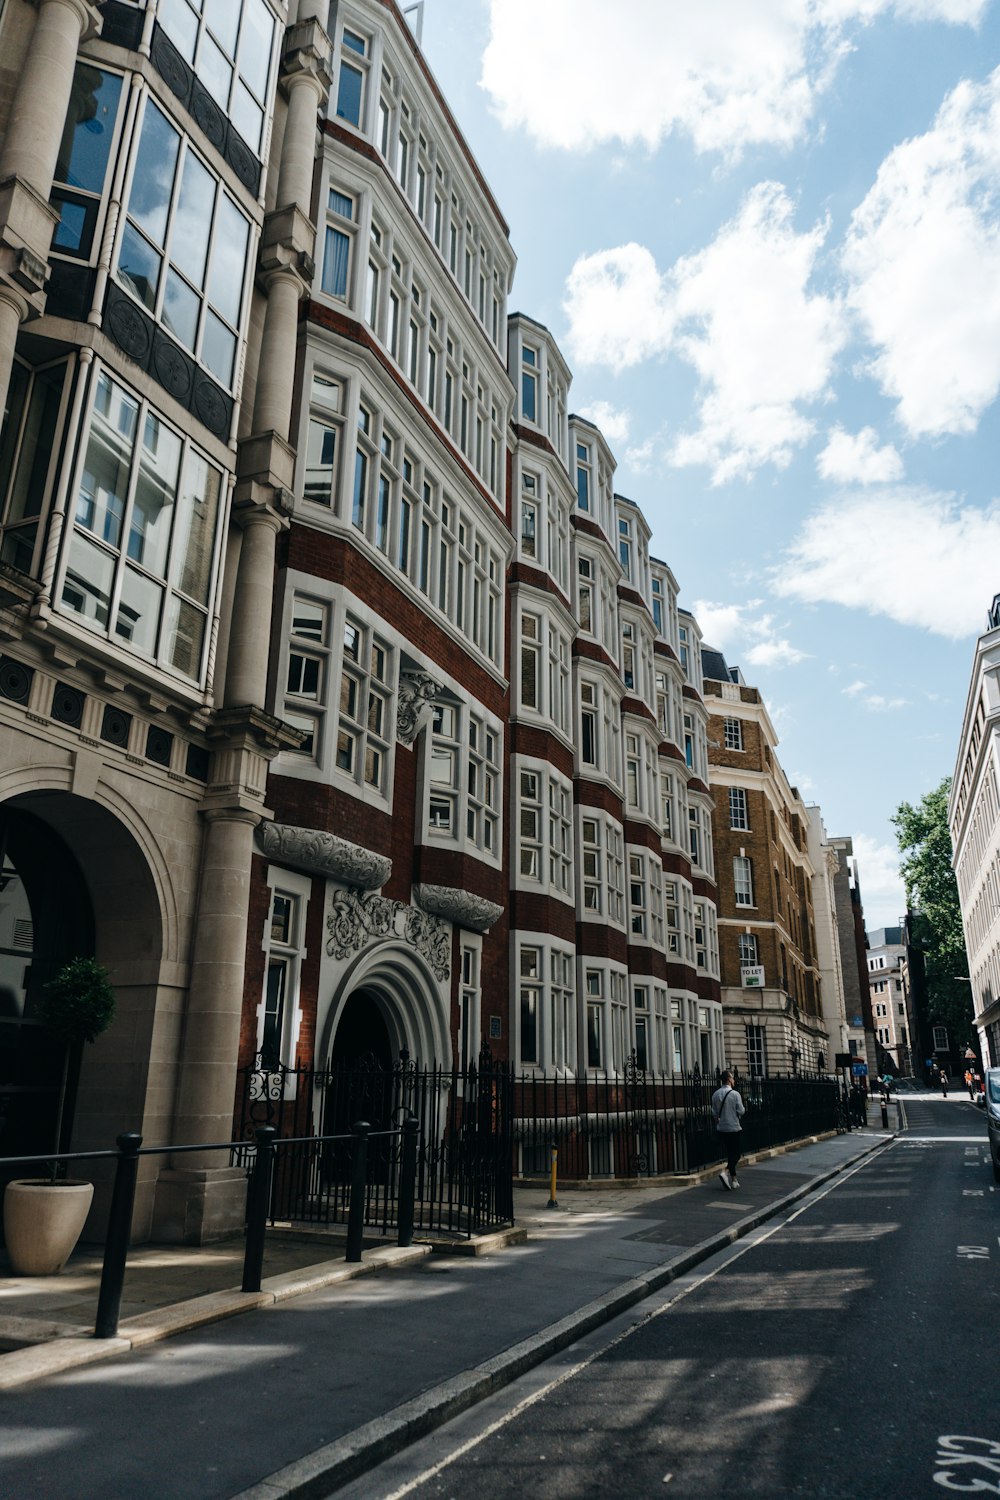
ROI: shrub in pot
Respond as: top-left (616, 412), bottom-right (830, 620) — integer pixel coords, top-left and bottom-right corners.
top-left (3, 958), bottom-right (116, 1275)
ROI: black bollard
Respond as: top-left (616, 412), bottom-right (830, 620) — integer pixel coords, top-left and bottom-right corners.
top-left (397, 1116), bottom-right (419, 1248)
top-left (242, 1126), bottom-right (277, 1292)
top-left (346, 1121), bottom-right (370, 1263)
top-left (94, 1132), bottom-right (143, 1339)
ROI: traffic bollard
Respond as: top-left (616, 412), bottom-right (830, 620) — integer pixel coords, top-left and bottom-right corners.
top-left (397, 1115), bottom-right (418, 1248)
top-left (94, 1132), bottom-right (142, 1338)
top-left (346, 1120), bottom-right (370, 1263)
top-left (242, 1126), bottom-right (277, 1292)
top-left (546, 1142), bottom-right (559, 1208)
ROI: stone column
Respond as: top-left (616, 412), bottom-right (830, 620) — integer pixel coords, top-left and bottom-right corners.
top-left (154, 16), bottom-right (332, 1242)
top-left (224, 502), bottom-right (286, 709)
top-left (1, 0), bottom-right (99, 189)
top-left (0, 0), bottom-right (101, 420)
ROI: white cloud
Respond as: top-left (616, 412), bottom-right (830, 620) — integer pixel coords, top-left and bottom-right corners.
top-left (843, 682), bottom-right (909, 709)
top-left (480, 1), bottom-right (987, 159)
top-left (817, 426), bottom-right (905, 483)
top-left (576, 400), bottom-right (631, 448)
top-left (563, 244), bottom-right (675, 371)
top-left (842, 68), bottom-right (1000, 438)
top-left (774, 488), bottom-right (1000, 638)
top-left (694, 599), bottom-right (809, 670)
top-left (850, 834), bottom-right (907, 929)
top-left (564, 186), bottom-right (846, 482)
top-left (668, 185), bottom-right (847, 482)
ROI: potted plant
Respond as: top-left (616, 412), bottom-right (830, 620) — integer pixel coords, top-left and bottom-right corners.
top-left (3, 957), bottom-right (116, 1275)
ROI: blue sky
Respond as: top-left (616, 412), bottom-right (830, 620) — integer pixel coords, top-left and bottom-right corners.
top-left (416, 0), bottom-right (1000, 927)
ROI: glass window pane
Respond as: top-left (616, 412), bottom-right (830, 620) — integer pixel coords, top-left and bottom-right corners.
top-left (238, 0), bottom-right (273, 98)
top-left (337, 64), bottom-right (363, 125)
top-left (172, 450), bottom-right (221, 603)
top-left (157, 0), bottom-right (197, 62)
top-left (304, 420), bottom-right (335, 504)
top-left (62, 531), bottom-right (114, 627)
top-left (164, 594), bottom-right (206, 677)
top-left (230, 82), bottom-right (263, 150)
top-left (115, 567), bottom-right (163, 655)
top-left (55, 64), bottom-right (122, 193)
top-left (206, 194), bottom-right (249, 327)
top-left (117, 223), bottom-right (162, 312)
top-left (51, 197), bottom-right (92, 255)
top-left (129, 411), bottom-right (181, 575)
top-left (204, 0), bottom-right (239, 56)
top-left (170, 151), bottom-right (214, 288)
top-left (127, 101), bottom-right (179, 248)
top-left (5, 364), bottom-right (64, 526)
top-left (201, 309), bottom-right (236, 386)
top-left (323, 226), bottom-right (350, 298)
top-left (78, 374), bottom-right (137, 547)
top-left (162, 269), bottom-right (199, 348)
top-left (196, 31), bottom-right (232, 107)
top-left (0, 361), bottom-right (29, 508)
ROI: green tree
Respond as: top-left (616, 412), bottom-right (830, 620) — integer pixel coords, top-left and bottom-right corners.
top-left (891, 777), bottom-right (973, 1054)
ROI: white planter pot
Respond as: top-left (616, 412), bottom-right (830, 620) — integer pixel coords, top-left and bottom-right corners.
top-left (3, 1179), bottom-right (95, 1275)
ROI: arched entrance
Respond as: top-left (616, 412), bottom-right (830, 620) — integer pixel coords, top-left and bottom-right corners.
top-left (0, 786), bottom-right (165, 1180)
top-left (330, 989), bottom-right (393, 1074)
top-left (0, 806), bottom-right (94, 1161)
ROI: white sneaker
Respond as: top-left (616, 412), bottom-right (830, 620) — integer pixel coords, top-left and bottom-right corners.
top-left (718, 1170), bottom-right (732, 1190)
top-left (730, 1177), bottom-right (740, 1189)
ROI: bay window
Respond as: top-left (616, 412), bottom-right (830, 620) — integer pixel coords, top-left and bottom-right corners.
top-left (60, 368), bottom-right (222, 682)
top-left (116, 98), bottom-right (251, 389)
top-left (158, 0), bottom-right (276, 151)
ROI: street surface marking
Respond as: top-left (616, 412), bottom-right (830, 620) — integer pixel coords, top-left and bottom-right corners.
top-left (935, 1435), bottom-right (1000, 1493)
top-left (375, 1145), bottom-right (894, 1500)
top-left (956, 1245), bottom-right (989, 1259)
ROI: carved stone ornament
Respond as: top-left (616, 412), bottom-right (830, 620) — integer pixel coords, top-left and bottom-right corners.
top-left (396, 668), bottom-right (440, 746)
top-left (256, 821), bottom-right (390, 890)
top-left (414, 884), bottom-right (504, 934)
top-left (326, 887), bottom-right (451, 980)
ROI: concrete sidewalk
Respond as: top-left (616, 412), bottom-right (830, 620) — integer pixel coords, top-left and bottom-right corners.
top-left (0, 1123), bottom-right (896, 1500)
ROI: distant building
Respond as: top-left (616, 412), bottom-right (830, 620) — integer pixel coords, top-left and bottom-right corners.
top-left (806, 808), bottom-right (850, 1064)
top-left (949, 595), bottom-right (1000, 1068)
top-left (828, 837), bottom-right (878, 1077)
top-left (866, 926), bottom-right (910, 1075)
top-left (702, 651), bottom-right (829, 1074)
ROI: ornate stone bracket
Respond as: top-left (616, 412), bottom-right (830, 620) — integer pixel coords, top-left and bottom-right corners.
top-left (397, 668), bottom-right (441, 746)
top-left (326, 887), bottom-right (450, 980)
top-left (414, 884), bottom-right (504, 934)
top-left (256, 821), bottom-right (390, 890)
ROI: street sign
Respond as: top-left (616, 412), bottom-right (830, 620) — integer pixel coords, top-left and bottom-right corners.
top-left (835, 1052), bottom-right (853, 1069)
top-left (741, 965), bottom-right (764, 988)
top-left (852, 1062), bottom-right (869, 1076)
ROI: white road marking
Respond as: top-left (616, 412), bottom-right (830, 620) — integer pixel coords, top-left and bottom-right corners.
top-left (373, 1145), bottom-right (894, 1500)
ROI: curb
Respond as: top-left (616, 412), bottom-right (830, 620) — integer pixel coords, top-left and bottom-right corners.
top-left (232, 1134), bottom-right (894, 1500)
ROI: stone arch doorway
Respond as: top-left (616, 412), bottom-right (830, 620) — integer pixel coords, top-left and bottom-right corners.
top-left (0, 805), bottom-right (94, 1161)
top-left (0, 788), bottom-right (165, 1170)
top-left (321, 942), bottom-right (452, 1140)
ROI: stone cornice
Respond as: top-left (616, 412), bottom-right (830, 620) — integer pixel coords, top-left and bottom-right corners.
top-left (256, 820), bottom-right (391, 889)
top-left (414, 883), bottom-right (504, 933)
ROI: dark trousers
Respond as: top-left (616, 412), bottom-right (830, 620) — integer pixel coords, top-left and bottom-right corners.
top-left (721, 1131), bottom-right (741, 1177)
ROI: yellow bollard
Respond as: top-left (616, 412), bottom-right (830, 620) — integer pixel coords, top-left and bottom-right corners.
top-left (547, 1143), bottom-right (559, 1208)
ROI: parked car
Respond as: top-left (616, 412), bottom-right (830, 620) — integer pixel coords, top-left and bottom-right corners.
top-left (985, 1069), bottom-right (1000, 1184)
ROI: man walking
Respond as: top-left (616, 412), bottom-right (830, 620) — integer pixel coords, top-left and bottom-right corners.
top-left (712, 1068), bottom-right (745, 1190)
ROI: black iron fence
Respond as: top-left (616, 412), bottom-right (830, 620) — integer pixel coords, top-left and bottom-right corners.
top-left (0, 1121), bottom-right (418, 1339)
top-left (511, 1065), bottom-right (840, 1178)
top-left (235, 1050), bottom-right (514, 1238)
top-left (236, 1054), bottom-right (839, 1203)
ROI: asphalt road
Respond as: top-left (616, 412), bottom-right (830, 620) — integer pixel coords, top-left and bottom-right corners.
top-left (346, 1096), bottom-right (999, 1500)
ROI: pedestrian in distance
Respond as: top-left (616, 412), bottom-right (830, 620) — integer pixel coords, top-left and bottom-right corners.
top-left (712, 1068), bottom-right (745, 1190)
top-left (938, 1068), bottom-right (949, 1097)
top-left (965, 1068), bottom-right (975, 1100)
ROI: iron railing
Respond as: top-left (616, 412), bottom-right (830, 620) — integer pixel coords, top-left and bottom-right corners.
top-left (0, 1121), bottom-right (418, 1339)
top-left (511, 1065), bottom-right (840, 1177)
top-left (235, 1050), bottom-right (514, 1238)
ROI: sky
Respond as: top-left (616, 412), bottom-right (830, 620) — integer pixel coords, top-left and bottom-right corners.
top-left (415, 0), bottom-right (1000, 928)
